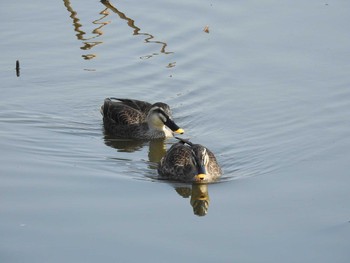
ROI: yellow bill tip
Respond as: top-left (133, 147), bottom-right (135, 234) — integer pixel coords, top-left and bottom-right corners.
top-left (196, 174), bottom-right (206, 181)
top-left (174, 128), bottom-right (184, 134)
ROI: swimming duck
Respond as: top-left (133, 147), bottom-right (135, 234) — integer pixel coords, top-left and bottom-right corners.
top-left (158, 137), bottom-right (222, 183)
top-left (101, 98), bottom-right (184, 139)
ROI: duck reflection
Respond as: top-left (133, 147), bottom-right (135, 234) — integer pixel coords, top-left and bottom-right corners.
top-left (104, 135), bottom-right (146, 152)
top-left (104, 135), bottom-right (212, 216)
top-left (63, 0), bottom-right (110, 60)
top-left (104, 134), bottom-right (166, 164)
top-left (175, 184), bottom-right (210, 216)
top-left (147, 139), bottom-right (167, 168)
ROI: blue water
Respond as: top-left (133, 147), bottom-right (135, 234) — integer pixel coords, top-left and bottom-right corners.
top-left (1, 0), bottom-right (350, 262)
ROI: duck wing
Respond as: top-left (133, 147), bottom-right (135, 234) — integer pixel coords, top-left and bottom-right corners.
top-left (206, 149), bottom-right (222, 176)
top-left (102, 98), bottom-right (146, 125)
top-left (158, 143), bottom-right (197, 179)
top-left (109, 98), bottom-right (152, 113)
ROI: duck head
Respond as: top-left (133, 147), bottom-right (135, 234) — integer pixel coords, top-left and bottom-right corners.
top-left (191, 147), bottom-right (210, 182)
top-left (147, 105), bottom-right (184, 135)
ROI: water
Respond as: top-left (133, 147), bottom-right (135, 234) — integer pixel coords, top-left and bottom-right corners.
top-left (1, 0), bottom-right (350, 262)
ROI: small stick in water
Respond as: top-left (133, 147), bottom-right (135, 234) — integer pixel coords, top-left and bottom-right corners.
top-left (16, 60), bottom-right (20, 77)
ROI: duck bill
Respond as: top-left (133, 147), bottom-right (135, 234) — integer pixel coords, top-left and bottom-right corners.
top-left (195, 174), bottom-right (206, 181)
top-left (194, 165), bottom-right (207, 182)
top-left (164, 118), bottom-right (184, 134)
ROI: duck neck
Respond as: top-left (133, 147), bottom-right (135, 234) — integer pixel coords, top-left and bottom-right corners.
top-left (146, 124), bottom-right (173, 139)
top-left (162, 126), bottom-right (173, 138)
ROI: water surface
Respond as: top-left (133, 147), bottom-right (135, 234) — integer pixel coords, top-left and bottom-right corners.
top-left (1, 0), bottom-right (350, 262)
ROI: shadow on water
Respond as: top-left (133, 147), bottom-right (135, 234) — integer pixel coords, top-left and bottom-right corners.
top-left (63, 0), bottom-right (172, 60)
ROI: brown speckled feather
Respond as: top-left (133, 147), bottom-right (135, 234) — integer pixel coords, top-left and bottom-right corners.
top-left (158, 141), bottom-right (222, 183)
top-left (158, 143), bottom-right (197, 180)
top-left (101, 98), bottom-right (178, 139)
top-left (110, 98), bottom-right (152, 114)
top-left (102, 98), bottom-right (148, 125)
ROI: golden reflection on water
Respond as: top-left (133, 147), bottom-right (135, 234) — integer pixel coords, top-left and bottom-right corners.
top-left (103, 135), bottom-right (166, 167)
top-left (63, 0), bottom-right (110, 60)
top-left (101, 0), bottom-right (173, 59)
top-left (175, 184), bottom-right (210, 216)
top-left (63, 0), bottom-right (172, 61)
top-left (103, 135), bottom-right (165, 157)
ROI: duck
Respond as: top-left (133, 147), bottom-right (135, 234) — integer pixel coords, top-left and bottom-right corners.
top-left (101, 98), bottom-right (184, 140)
top-left (158, 137), bottom-right (222, 183)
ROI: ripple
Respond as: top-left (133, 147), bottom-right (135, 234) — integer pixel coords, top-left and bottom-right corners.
top-left (2, 0), bottom-right (350, 185)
